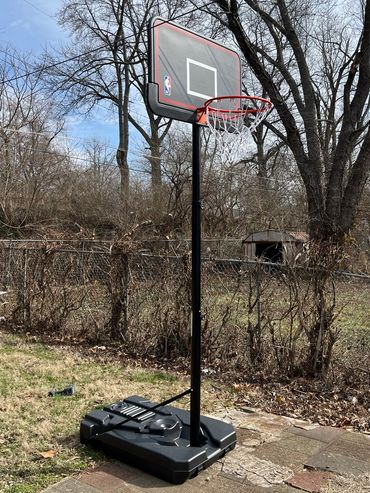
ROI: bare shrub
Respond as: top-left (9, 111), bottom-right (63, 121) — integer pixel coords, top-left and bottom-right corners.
top-left (200, 257), bottom-right (344, 380)
top-left (9, 247), bottom-right (89, 333)
top-left (126, 254), bottom-right (192, 358)
top-left (1, 241), bottom-right (369, 387)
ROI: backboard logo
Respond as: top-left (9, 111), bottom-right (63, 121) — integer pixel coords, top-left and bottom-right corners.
top-left (164, 75), bottom-right (172, 96)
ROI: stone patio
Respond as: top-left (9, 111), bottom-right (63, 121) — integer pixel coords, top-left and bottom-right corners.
top-left (42, 408), bottom-right (370, 493)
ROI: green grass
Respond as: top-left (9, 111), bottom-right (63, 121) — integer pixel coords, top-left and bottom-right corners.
top-left (129, 369), bottom-right (178, 384)
top-left (204, 277), bottom-right (370, 335)
top-left (0, 331), bottom-right (232, 493)
top-left (336, 284), bottom-right (370, 330)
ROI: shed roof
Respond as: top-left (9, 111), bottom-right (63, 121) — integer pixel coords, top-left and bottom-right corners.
top-left (242, 229), bottom-right (309, 244)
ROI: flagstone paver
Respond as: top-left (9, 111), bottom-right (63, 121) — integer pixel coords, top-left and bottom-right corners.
top-left (285, 425), bottom-right (345, 444)
top-left (221, 444), bottom-right (294, 486)
top-left (43, 478), bottom-right (101, 493)
top-left (323, 431), bottom-right (370, 461)
top-left (252, 434), bottom-right (323, 472)
top-left (286, 471), bottom-right (333, 493)
top-left (304, 451), bottom-right (370, 477)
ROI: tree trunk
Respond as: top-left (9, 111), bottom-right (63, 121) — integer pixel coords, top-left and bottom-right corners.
top-left (212, 0), bottom-right (370, 379)
top-left (115, 24), bottom-right (131, 223)
top-left (116, 144), bottom-right (129, 217)
top-left (148, 134), bottom-right (162, 219)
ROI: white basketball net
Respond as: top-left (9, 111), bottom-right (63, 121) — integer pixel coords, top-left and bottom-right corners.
top-left (203, 96), bottom-right (273, 164)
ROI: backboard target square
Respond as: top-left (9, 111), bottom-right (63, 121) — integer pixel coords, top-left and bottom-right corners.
top-left (187, 59), bottom-right (217, 100)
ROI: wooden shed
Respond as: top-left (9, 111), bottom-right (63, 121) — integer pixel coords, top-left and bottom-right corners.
top-left (242, 230), bottom-right (309, 263)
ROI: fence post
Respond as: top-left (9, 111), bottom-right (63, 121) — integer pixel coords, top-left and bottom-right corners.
top-left (6, 240), bottom-right (13, 289)
top-left (109, 246), bottom-right (129, 340)
top-left (13, 248), bottom-right (31, 326)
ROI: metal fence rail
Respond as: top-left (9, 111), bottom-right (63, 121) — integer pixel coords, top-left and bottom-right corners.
top-left (1, 239), bottom-right (369, 287)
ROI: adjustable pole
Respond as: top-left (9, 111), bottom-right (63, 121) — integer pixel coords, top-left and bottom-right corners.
top-left (190, 123), bottom-right (202, 447)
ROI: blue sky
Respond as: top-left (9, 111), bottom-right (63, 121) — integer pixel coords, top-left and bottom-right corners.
top-left (0, 0), bottom-right (136, 156)
top-left (0, 0), bottom-right (65, 53)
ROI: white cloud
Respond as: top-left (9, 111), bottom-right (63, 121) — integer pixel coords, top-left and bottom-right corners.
top-left (9, 18), bottom-right (31, 30)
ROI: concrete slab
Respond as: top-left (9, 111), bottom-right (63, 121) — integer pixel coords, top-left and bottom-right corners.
top-left (253, 444), bottom-right (306, 471)
top-left (118, 469), bottom-right (177, 490)
top-left (238, 413), bottom-right (293, 435)
top-left (286, 471), bottom-right (333, 492)
top-left (200, 475), bottom-right (262, 492)
top-left (266, 487), bottom-right (304, 493)
top-left (116, 471), bottom-right (252, 493)
top-left (118, 459), bottom-right (222, 491)
top-left (277, 435), bottom-right (324, 456)
top-left (322, 473), bottom-right (370, 493)
top-left (213, 409), bottom-right (318, 446)
top-left (199, 476), bottom-right (301, 493)
top-left (304, 451), bottom-right (370, 477)
top-left (213, 409), bottom-right (302, 436)
top-left (227, 484), bottom-right (302, 493)
top-left (236, 427), bottom-right (263, 448)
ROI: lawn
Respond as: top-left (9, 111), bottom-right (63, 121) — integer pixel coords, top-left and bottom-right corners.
top-left (0, 331), bottom-right (232, 493)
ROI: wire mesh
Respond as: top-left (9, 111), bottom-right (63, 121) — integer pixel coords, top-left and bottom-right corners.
top-left (0, 240), bottom-right (368, 379)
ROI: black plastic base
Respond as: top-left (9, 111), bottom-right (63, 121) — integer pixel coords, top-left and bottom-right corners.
top-left (80, 395), bottom-right (236, 484)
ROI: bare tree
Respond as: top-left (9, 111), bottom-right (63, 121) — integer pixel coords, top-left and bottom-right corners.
top-left (127, 0), bottom-right (201, 216)
top-left (161, 129), bottom-right (192, 232)
top-left (0, 48), bottom-right (67, 233)
top-left (186, 0), bottom-right (370, 375)
top-left (66, 139), bottom-right (121, 231)
top-left (208, 0), bottom-right (370, 246)
top-left (41, 0), bottom-right (152, 216)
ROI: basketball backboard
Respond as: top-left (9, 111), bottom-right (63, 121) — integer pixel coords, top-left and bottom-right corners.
top-left (147, 17), bottom-right (241, 123)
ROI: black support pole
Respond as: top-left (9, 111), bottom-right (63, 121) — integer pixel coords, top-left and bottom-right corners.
top-left (190, 123), bottom-right (202, 447)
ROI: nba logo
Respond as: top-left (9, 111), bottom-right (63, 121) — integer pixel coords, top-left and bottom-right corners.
top-left (164, 75), bottom-right (171, 96)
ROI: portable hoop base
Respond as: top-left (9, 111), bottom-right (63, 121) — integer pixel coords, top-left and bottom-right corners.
top-left (80, 395), bottom-right (236, 485)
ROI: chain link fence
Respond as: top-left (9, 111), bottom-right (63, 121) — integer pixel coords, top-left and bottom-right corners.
top-left (0, 240), bottom-right (369, 381)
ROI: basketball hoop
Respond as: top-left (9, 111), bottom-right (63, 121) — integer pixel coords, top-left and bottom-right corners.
top-left (198, 95), bottom-right (273, 163)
